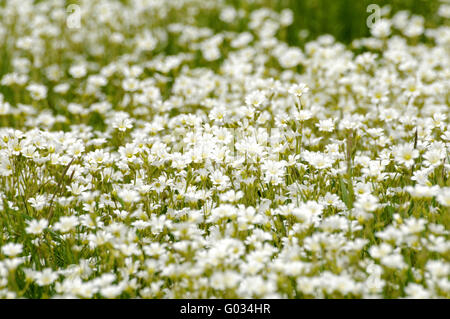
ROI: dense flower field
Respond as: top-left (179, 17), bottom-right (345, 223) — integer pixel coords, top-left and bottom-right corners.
top-left (0, 0), bottom-right (449, 299)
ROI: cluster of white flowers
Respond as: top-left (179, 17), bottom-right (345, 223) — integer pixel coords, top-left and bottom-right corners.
top-left (0, 0), bottom-right (449, 299)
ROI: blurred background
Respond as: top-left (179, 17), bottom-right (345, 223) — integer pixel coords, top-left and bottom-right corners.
top-left (226, 0), bottom-right (447, 43)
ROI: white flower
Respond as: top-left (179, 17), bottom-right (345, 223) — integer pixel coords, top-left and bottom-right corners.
top-left (122, 78), bottom-right (140, 92)
top-left (28, 195), bottom-right (47, 211)
top-left (210, 170), bottom-right (230, 190)
top-left (393, 144), bottom-right (419, 168)
top-left (355, 194), bottom-right (379, 212)
top-left (101, 285), bottom-right (123, 298)
top-left (278, 47), bottom-right (304, 68)
top-left (118, 188), bottom-right (141, 203)
top-left (245, 90), bottom-right (267, 108)
top-left (0, 99), bottom-right (11, 115)
top-left (112, 116), bottom-right (134, 132)
top-left (405, 185), bottom-right (439, 199)
top-left (288, 83), bottom-right (310, 98)
top-left (54, 216), bottom-right (79, 233)
top-left (404, 283), bottom-right (430, 299)
top-left (35, 268), bottom-right (58, 286)
top-left (380, 254), bottom-right (407, 270)
top-left (316, 118), bottom-right (336, 132)
top-left (303, 151), bottom-right (334, 170)
top-left (261, 160), bottom-right (285, 185)
top-left (437, 188), bottom-right (450, 207)
top-left (423, 148), bottom-right (444, 167)
top-left (26, 84), bottom-right (48, 100)
top-left (1, 243), bottom-right (23, 257)
top-left (26, 219), bottom-right (49, 235)
top-left (69, 64), bottom-right (87, 78)
top-left (295, 110), bottom-right (313, 121)
top-left (371, 19), bottom-right (392, 38)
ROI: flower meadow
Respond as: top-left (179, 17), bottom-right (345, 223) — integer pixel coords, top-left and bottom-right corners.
top-left (0, 0), bottom-right (449, 299)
